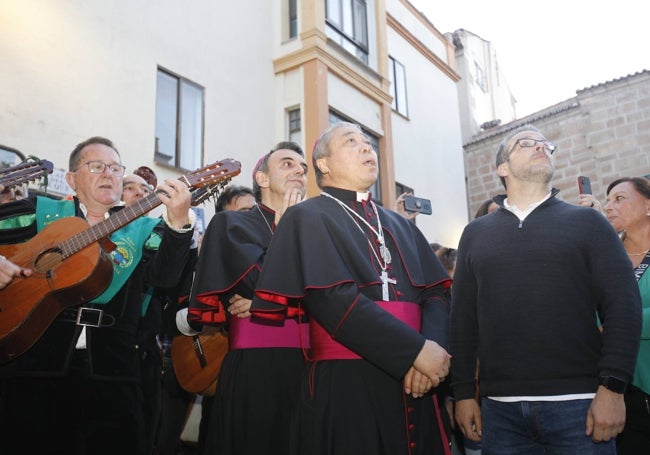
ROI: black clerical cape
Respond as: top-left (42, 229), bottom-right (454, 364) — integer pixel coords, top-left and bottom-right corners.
top-left (189, 205), bottom-right (275, 326)
top-left (188, 204), bottom-right (306, 454)
top-left (251, 187), bottom-right (452, 455)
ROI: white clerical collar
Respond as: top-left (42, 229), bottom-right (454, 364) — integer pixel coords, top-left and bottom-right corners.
top-left (503, 192), bottom-right (551, 222)
top-left (356, 191), bottom-right (370, 202)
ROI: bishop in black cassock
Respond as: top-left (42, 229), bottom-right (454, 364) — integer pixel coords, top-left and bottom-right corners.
top-left (183, 143), bottom-right (309, 455)
top-left (251, 122), bottom-right (453, 455)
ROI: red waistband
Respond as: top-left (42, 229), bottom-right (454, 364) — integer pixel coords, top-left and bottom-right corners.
top-left (229, 316), bottom-right (310, 350)
top-left (310, 301), bottom-right (421, 360)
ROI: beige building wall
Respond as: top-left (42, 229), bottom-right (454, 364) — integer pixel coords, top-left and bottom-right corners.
top-left (386, 5), bottom-right (467, 246)
top-left (464, 71), bottom-right (650, 218)
top-left (1, 0), bottom-right (280, 201)
top-left (271, 0), bottom-right (469, 245)
top-left (2, 0), bottom-right (470, 245)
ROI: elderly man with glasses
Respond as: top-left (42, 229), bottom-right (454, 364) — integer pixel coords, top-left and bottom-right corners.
top-left (450, 124), bottom-right (642, 454)
top-left (0, 136), bottom-right (195, 454)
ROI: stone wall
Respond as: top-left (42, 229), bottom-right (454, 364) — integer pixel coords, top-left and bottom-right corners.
top-left (463, 70), bottom-right (650, 219)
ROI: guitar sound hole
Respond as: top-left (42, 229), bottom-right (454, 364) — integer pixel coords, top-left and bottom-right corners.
top-left (34, 248), bottom-right (64, 274)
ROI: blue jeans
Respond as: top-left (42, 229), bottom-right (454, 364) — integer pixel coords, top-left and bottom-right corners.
top-left (481, 398), bottom-right (616, 455)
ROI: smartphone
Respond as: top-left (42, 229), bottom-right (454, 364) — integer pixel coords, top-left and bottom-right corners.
top-left (577, 176), bottom-right (592, 195)
top-left (403, 195), bottom-right (432, 215)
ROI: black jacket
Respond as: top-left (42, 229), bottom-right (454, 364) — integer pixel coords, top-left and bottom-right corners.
top-left (0, 196), bottom-right (193, 381)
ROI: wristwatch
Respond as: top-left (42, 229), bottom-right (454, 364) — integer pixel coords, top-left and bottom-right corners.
top-left (598, 376), bottom-right (627, 394)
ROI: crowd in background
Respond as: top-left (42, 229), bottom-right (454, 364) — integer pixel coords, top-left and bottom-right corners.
top-left (0, 122), bottom-right (648, 455)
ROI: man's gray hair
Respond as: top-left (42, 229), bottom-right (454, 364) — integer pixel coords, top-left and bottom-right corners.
top-left (312, 122), bottom-right (362, 188)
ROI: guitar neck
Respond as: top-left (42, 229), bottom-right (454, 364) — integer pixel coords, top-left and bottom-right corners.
top-left (60, 192), bottom-right (164, 258)
top-left (0, 160), bottom-right (53, 189)
top-left (55, 158), bottom-right (241, 259)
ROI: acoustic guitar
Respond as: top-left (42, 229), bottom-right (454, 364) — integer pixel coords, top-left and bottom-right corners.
top-left (0, 158), bottom-right (54, 189)
top-left (0, 159), bottom-right (240, 363)
top-left (172, 329), bottom-right (229, 396)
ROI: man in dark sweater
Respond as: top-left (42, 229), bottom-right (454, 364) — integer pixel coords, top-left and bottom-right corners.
top-left (450, 124), bottom-right (642, 454)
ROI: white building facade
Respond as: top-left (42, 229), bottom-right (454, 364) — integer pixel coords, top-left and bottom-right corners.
top-left (1, 0), bottom-right (469, 246)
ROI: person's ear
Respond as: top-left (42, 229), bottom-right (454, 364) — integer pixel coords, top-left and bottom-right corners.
top-left (316, 158), bottom-right (329, 175)
top-left (65, 171), bottom-right (76, 191)
top-left (496, 162), bottom-right (509, 180)
top-left (255, 170), bottom-right (269, 189)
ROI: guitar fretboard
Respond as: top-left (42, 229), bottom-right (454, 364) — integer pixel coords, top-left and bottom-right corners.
top-left (60, 192), bottom-right (163, 258)
top-left (56, 158), bottom-right (240, 258)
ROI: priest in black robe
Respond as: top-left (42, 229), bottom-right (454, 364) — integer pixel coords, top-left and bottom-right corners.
top-left (177, 142), bottom-right (309, 455)
top-left (251, 122), bottom-right (453, 455)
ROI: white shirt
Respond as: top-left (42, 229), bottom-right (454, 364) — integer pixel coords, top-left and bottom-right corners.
top-left (503, 192), bottom-right (551, 221)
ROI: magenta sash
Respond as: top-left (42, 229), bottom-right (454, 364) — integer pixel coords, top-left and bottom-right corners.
top-left (310, 301), bottom-right (422, 360)
top-left (229, 316), bottom-right (310, 350)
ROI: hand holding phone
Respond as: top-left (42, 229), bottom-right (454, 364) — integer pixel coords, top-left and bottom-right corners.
top-left (577, 176), bottom-right (601, 209)
top-left (577, 176), bottom-right (592, 195)
top-left (403, 195), bottom-right (432, 215)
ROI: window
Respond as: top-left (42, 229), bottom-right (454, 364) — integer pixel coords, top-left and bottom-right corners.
top-left (288, 108), bottom-right (301, 145)
top-left (389, 56), bottom-right (408, 117)
top-left (289, 0), bottom-right (298, 38)
top-left (395, 182), bottom-right (419, 224)
top-left (154, 68), bottom-right (204, 170)
top-left (325, 0), bottom-right (368, 63)
top-left (0, 145), bottom-right (25, 166)
top-left (329, 111), bottom-right (381, 201)
top-left (474, 61), bottom-right (486, 92)
top-left (395, 182), bottom-right (413, 198)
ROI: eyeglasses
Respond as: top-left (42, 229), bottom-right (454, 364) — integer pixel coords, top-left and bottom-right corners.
top-left (510, 138), bottom-right (557, 155)
top-left (76, 160), bottom-right (126, 176)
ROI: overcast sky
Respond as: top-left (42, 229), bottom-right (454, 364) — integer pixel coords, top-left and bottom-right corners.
top-left (410, 0), bottom-right (649, 117)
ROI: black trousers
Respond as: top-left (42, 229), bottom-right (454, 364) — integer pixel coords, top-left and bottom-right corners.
top-left (155, 355), bottom-right (194, 455)
top-left (0, 352), bottom-right (147, 455)
top-left (617, 385), bottom-right (650, 454)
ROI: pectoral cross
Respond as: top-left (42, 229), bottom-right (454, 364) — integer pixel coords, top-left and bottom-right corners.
top-left (381, 270), bottom-right (397, 301)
